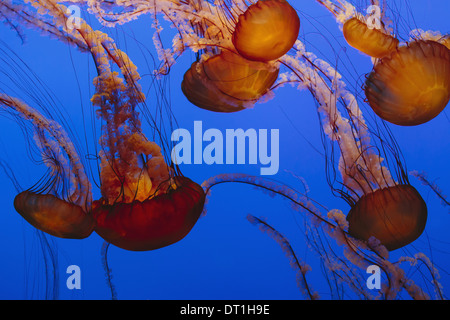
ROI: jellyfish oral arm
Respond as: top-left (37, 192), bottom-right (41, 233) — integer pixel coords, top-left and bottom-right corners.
top-left (280, 46), bottom-right (395, 197)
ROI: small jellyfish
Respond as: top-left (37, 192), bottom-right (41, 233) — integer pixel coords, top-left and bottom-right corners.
top-left (0, 94), bottom-right (94, 240)
top-left (365, 40), bottom-right (450, 126)
top-left (181, 51), bottom-right (279, 112)
top-left (232, 0), bottom-right (300, 61)
top-left (342, 17), bottom-right (399, 58)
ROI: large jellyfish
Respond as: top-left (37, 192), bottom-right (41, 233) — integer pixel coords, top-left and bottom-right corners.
top-left (365, 40), bottom-right (450, 126)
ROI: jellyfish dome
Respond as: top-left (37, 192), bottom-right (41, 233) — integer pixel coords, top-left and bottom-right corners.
top-left (346, 185), bottom-right (427, 251)
top-left (93, 176), bottom-right (205, 251)
top-left (181, 51), bottom-right (279, 112)
top-left (365, 40), bottom-right (450, 126)
top-left (232, 0), bottom-right (300, 62)
top-left (14, 192), bottom-right (95, 239)
top-left (343, 17), bottom-right (399, 58)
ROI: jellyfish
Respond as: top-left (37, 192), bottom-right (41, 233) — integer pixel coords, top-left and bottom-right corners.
top-left (279, 41), bottom-right (429, 254)
top-left (291, 1), bottom-right (435, 251)
top-left (84, 31), bottom-right (206, 251)
top-left (232, 0), bottom-right (300, 62)
top-left (346, 184), bottom-right (427, 251)
top-left (0, 95), bottom-right (95, 240)
top-left (181, 51), bottom-right (279, 112)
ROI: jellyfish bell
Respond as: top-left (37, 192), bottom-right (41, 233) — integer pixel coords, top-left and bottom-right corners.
top-left (181, 50), bottom-right (279, 112)
top-left (365, 40), bottom-right (450, 126)
top-left (0, 5), bottom-right (207, 252)
top-left (181, 61), bottom-right (245, 113)
top-left (232, 0), bottom-right (300, 62)
top-left (343, 17), bottom-right (399, 59)
top-left (93, 176), bottom-right (205, 251)
top-left (14, 191), bottom-right (94, 239)
top-left (346, 184), bottom-right (427, 251)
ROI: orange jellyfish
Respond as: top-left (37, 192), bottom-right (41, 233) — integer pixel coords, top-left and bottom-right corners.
top-left (181, 51), bottom-right (279, 112)
top-left (346, 184), bottom-right (427, 251)
top-left (80, 27), bottom-right (206, 251)
top-left (232, 0), bottom-right (300, 61)
top-left (342, 17), bottom-right (399, 59)
top-left (327, 79), bottom-right (429, 250)
top-left (14, 192), bottom-right (94, 239)
top-left (0, 94), bottom-right (95, 240)
top-left (278, 33), bottom-right (429, 251)
top-left (365, 40), bottom-right (450, 126)
top-left (93, 176), bottom-right (205, 251)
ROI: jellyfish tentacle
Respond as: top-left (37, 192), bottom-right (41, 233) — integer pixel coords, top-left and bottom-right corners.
top-left (0, 94), bottom-right (91, 207)
top-left (280, 42), bottom-right (396, 198)
top-left (204, 173), bottom-right (433, 299)
top-left (247, 214), bottom-right (319, 300)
